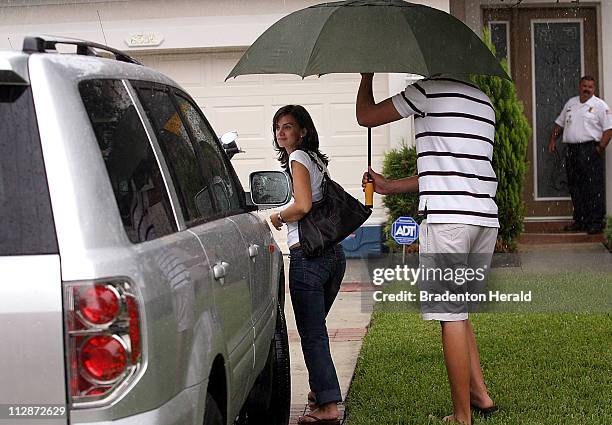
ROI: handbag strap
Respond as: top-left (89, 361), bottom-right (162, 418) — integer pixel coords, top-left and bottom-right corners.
top-left (304, 151), bottom-right (329, 176)
top-left (303, 151), bottom-right (330, 194)
top-left (286, 150), bottom-right (329, 196)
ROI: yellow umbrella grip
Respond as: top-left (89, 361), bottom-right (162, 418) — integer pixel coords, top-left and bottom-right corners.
top-left (364, 181), bottom-right (374, 208)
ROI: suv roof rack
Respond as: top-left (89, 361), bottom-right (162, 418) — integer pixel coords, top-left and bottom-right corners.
top-left (22, 35), bottom-right (142, 65)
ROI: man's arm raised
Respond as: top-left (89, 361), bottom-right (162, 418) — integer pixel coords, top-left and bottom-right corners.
top-left (356, 73), bottom-right (402, 128)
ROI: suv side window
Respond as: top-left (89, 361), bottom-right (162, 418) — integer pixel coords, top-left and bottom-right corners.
top-left (79, 79), bottom-right (176, 243)
top-left (174, 94), bottom-right (243, 214)
top-left (134, 84), bottom-right (216, 224)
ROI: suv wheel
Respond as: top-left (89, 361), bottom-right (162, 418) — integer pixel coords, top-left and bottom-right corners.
top-left (204, 392), bottom-right (224, 425)
top-left (239, 303), bottom-right (291, 425)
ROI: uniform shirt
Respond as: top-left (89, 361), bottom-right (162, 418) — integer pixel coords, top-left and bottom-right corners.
top-left (284, 150), bottom-right (326, 247)
top-left (391, 78), bottom-right (499, 228)
top-left (554, 95), bottom-right (612, 143)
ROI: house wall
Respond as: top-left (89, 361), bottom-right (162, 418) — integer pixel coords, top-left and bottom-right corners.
top-left (463, 0), bottom-right (612, 216)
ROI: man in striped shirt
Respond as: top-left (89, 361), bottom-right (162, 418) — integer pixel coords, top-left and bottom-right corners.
top-left (357, 74), bottom-right (498, 425)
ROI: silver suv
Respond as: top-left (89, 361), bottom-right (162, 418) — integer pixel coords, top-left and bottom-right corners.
top-left (0, 36), bottom-right (291, 425)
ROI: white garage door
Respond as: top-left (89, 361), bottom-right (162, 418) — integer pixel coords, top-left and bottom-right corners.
top-left (137, 50), bottom-right (389, 248)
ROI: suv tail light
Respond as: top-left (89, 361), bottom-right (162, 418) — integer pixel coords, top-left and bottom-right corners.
top-left (64, 280), bottom-right (142, 406)
top-left (81, 335), bottom-right (127, 381)
top-left (76, 285), bottom-right (121, 325)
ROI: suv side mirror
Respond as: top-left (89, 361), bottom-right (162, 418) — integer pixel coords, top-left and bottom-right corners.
top-left (249, 171), bottom-right (291, 208)
top-left (220, 130), bottom-right (244, 160)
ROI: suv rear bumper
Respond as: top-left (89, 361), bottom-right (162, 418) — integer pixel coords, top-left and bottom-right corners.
top-left (71, 380), bottom-right (208, 425)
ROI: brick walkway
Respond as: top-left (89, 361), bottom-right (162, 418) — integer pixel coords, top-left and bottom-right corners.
top-left (288, 327), bottom-right (367, 343)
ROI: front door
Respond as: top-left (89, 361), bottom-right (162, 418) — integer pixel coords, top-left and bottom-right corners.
top-left (483, 5), bottom-right (599, 219)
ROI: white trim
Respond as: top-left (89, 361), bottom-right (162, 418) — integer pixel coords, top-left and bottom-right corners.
top-left (531, 18), bottom-right (584, 201)
top-left (536, 196), bottom-right (572, 202)
top-left (488, 20), bottom-right (511, 70)
top-left (524, 216), bottom-right (573, 222)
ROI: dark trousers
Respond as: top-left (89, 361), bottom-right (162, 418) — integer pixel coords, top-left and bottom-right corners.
top-left (566, 142), bottom-right (605, 229)
top-left (289, 244), bottom-right (346, 406)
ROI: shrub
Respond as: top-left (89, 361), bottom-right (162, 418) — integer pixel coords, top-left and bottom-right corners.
top-left (471, 31), bottom-right (531, 252)
top-left (381, 143), bottom-right (420, 252)
top-left (605, 216), bottom-right (612, 251)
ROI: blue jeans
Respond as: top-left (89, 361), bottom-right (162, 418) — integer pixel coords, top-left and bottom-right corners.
top-left (289, 244), bottom-right (346, 406)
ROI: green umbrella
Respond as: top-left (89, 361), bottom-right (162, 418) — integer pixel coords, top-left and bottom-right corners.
top-left (226, 0), bottom-right (509, 80)
top-left (227, 0), bottom-right (508, 208)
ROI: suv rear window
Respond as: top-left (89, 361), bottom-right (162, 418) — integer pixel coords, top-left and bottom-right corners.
top-left (79, 79), bottom-right (177, 243)
top-left (0, 85), bottom-right (58, 256)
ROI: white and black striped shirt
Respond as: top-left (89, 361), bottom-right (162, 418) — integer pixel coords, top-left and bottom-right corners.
top-left (391, 78), bottom-right (499, 228)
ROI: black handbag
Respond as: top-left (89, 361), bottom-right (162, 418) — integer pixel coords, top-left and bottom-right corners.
top-left (297, 152), bottom-right (372, 258)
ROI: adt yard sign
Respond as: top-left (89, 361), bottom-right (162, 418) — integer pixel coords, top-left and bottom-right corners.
top-left (392, 216), bottom-right (419, 245)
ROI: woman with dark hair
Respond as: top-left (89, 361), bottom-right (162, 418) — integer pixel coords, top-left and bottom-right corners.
top-left (269, 105), bottom-right (344, 425)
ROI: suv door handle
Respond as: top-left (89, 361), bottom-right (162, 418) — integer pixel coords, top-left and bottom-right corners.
top-left (248, 244), bottom-right (260, 258)
top-left (213, 261), bottom-right (230, 280)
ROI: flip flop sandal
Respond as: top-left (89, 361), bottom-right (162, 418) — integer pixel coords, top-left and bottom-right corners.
top-left (297, 414), bottom-right (340, 425)
top-left (471, 403), bottom-right (499, 415)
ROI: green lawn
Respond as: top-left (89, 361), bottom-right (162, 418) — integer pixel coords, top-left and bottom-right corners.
top-left (346, 312), bottom-right (612, 424)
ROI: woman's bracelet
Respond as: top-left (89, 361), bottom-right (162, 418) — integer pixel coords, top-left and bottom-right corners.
top-left (278, 211), bottom-right (285, 224)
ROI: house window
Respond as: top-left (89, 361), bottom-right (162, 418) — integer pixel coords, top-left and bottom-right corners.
top-left (489, 21), bottom-right (510, 69)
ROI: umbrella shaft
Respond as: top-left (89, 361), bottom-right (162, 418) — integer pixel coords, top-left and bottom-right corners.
top-left (368, 127), bottom-right (371, 167)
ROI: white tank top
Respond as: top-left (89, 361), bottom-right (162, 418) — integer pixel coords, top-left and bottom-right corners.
top-left (285, 150), bottom-right (327, 247)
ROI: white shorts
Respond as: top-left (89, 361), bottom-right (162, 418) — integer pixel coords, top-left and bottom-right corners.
top-left (419, 221), bottom-right (497, 322)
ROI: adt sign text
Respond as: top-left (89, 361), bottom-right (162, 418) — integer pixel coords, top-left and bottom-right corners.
top-left (392, 216), bottom-right (419, 245)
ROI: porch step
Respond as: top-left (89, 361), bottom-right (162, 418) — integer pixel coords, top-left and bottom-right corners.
top-left (519, 232), bottom-right (604, 244)
top-left (523, 220), bottom-right (573, 233)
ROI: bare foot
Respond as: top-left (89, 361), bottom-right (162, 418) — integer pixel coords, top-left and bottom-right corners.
top-left (470, 391), bottom-right (495, 410)
top-left (442, 414), bottom-right (471, 424)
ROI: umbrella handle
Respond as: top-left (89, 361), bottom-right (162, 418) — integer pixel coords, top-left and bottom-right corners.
top-left (364, 179), bottom-right (374, 208)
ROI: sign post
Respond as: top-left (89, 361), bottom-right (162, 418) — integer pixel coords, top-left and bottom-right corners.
top-left (391, 216), bottom-right (419, 263)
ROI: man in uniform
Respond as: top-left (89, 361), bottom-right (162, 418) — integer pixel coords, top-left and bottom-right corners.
top-left (548, 76), bottom-right (612, 234)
